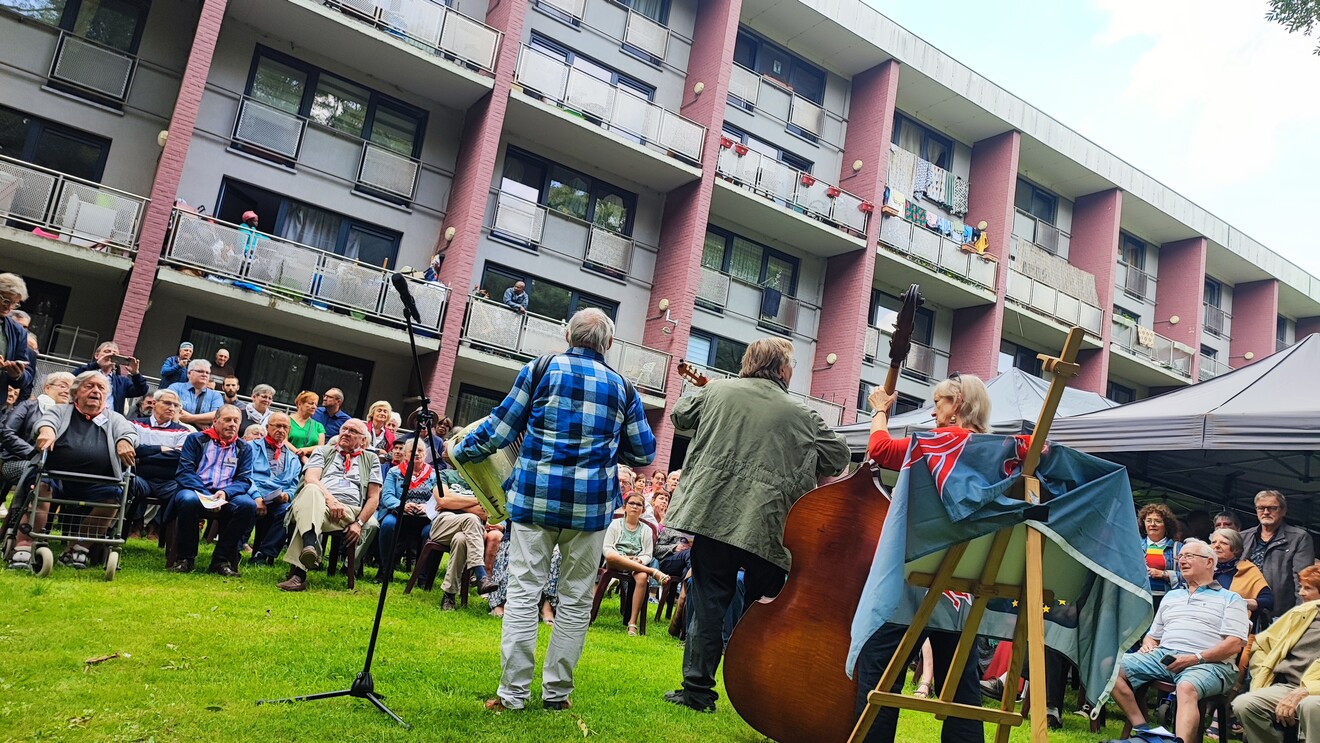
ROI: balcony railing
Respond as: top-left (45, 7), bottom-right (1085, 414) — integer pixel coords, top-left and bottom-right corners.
top-left (1199, 354), bottom-right (1232, 381)
top-left (357, 142), bottom-right (421, 200)
top-left (164, 209), bottom-right (448, 330)
top-left (538, 0), bottom-right (587, 19)
top-left (678, 362), bottom-right (843, 425)
top-left (878, 217), bottom-right (998, 291)
top-left (1012, 208), bottom-right (1071, 256)
top-left (715, 143), bottom-right (868, 237)
top-left (326, 0), bottom-right (501, 73)
top-left (864, 325), bottom-right (949, 380)
top-left (1109, 319), bottom-right (1192, 379)
top-left (461, 296), bottom-right (670, 394)
top-left (696, 266), bottom-right (731, 309)
top-left (727, 64), bottom-right (828, 139)
top-left (232, 96), bottom-right (307, 161)
top-left (514, 45), bottom-right (705, 164)
top-left (1006, 269), bottom-right (1103, 335)
top-left (1116, 262), bottom-right (1156, 303)
top-left (490, 190), bottom-right (638, 275)
top-left (623, 9), bottom-right (670, 59)
top-left (0, 153), bottom-right (147, 256)
top-left (758, 287), bottom-right (801, 333)
top-left (1203, 303), bottom-right (1232, 339)
top-left (48, 30), bottom-right (137, 101)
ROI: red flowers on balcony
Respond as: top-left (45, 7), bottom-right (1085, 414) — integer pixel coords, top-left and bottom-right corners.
top-left (800, 174), bottom-right (816, 187)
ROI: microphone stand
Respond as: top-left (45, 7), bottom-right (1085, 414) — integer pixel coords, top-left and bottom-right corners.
top-left (257, 275), bottom-right (437, 729)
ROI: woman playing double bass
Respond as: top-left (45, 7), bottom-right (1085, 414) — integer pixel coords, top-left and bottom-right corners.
top-left (855, 373), bottom-right (991, 743)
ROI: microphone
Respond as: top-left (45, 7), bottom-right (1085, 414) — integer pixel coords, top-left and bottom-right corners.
top-left (390, 272), bottom-right (421, 323)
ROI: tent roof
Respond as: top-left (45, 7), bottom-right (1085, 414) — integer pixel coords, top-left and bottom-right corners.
top-left (836, 368), bottom-right (1117, 452)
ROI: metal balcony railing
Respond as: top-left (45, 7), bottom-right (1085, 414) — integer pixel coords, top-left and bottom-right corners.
top-left (326, 0), bottom-right (501, 72)
top-left (0, 153), bottom-right (147, 256)
top-left (357, 142), bottom-right (421, 200)
top-left (758, 287), bottom-right (801, 333)
top-left (1199, 354), bottom-right (1232, 381)
top-left (164, 209), bottom-right (448, 330)
top-left (863, 325), bottom-right (949, 380)
top-left (678, 361), bottom-right (843, 425)
top-left (489, 190), bottom-right (637, 275)
top-left (514, 45), bottom-right (705, 164)
top-left (696, 266), bottom-right (731, 309)
top-left (1109, 319), bottom-right (1192, 379)
top-left (715, 143), bottom-right (868, 236)
top-left (1203, 303), bottom-right (1232, 339)
top-left (623, 8), bottom-right (669, 59)
top-left (605, 337), bottom-right (671, 395)
top-left (727, 63), bottom-right (827, 138)
top-left (878, 217), bottom-right (998, 291)
top-left (1012, 208), bottom-right (1071, 256)
top-left (48, 30), bottom-right (137, 101)
top-left (232, 96), bottom-right (307, 160)
top-left (1117, 262), bottom-right (1157, 302)
top-left (1006, 269), bottom-right (1104, 335)
top-left (538, 0), bottom-right (587, 20)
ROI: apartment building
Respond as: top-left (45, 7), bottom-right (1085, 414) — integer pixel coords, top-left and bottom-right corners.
top-left (2, 0), bottom-right (1317, 469)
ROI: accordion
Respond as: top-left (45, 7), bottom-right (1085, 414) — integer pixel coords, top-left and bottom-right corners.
top-left (446, 417), bottom-right (518, 526)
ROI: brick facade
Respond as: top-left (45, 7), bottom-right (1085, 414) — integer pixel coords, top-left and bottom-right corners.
top-left (1156, 237), bottom-right (1207, 377)
top-left (1230, 279), bottom-right (1279, 366)
top-left (1068, 189), bottom-right (1123, 393)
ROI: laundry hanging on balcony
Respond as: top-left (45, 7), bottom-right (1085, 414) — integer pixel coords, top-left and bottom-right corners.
top-left (1136, 326), bottom-right (1156, 348)
top-left (952, 176), bottom-right (969, 216)
top-left (887, 145), bottom-right (918, 197)
top-left (760, 284), bottom-right (783, 319)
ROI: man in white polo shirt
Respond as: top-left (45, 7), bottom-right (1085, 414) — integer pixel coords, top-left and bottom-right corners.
top-left (1110, 537), bottom-right (1250, 742)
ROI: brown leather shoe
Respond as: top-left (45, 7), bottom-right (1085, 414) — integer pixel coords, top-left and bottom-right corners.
top-left (208, 562), bottom-right (240, 578)
top-left (476, 576), bottom-right (499, 595)
top-left (299, 544), bottom-right (321, 571)
top-left (277, 572), bottom-right (307, 592)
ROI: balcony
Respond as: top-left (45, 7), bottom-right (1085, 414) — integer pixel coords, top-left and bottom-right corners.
top-left (162, 209), bottom-right (448, 332)
top-left (677, 362), bottom-right (844, 426)
top-left (460, 295), bottom-right (670, 396)
top-left (0, 153), bottom-right (147, 266)
top-left (1109, 318), bottom-right (1193, 381)
top-left (48, 29), bottom-right (137, 103)
top-left (537, 0), bottom-right (673, 62)
top-left (1117, 262), bottom-right (1157, 303)
top-left (877, 217), bottom-right (998, 304)
top-left (693, 267), bottom-right (817, 337)
top-left (1199, 354), bottom-right (1232, 381)
top-left (232, 97), bottom-right (307, 161)
top-left (864, 325), bottom-right (949, 381)
top-left (727, 64), bottom-right (838, 146)
top-left (1203, 303), bottom-right (1232, 339)
top-left (489, 190), bottom-right (643, 278)
top-left (1005, 270), bottom-right (1104, 336)
top-left (226, 0), bottom-right (498, 109)
top-left (1012, 208), bottom-right (1071, 256)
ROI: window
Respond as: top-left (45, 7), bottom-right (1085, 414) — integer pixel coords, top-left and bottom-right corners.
top-left (733, 29), bottom-right (826, 105)
top-left (216, 178), bottom-right (402, 267)
top-left (12, 0), bottom-right (150, 52)
top-left (999, 340), bottom-right (1043, 377)
top-left (703, 226), bottom-right (800, 295)
top-left (686, 331), bottom-right (748, 375)
top-left (858, 382), bottom-right (921, 417)
top-left (480, 264), bottom-right (618, 322)
top-left (454, 384), bottom-right (506, 427)
top-left (891, 114), bottom-right (953, 171)
top-left (1204, 278), bottom-right (1222, 308)
top-left (1277, 316), bottom-right (1289, 345)
top-left (1106, 382), bottom-right (1136, 405)
top-left (1014, 178), bottom-right (1057, 225)
top-left (0, 105), bottom-right (110, 181)
top-left (499, 147), bottom-right (638, 236)
top-left (1120, 233), bottom-right (1147, 269)
top-left (1201, 344), bottom-right (1219, 361)
top-left (869, 290), bottom-right (934, 346)
top-left (1113, 305), bottom-right (1140, 323)
top-left (615, 0), bottom-right (668, 23)
top-left (722, 125), bottom-right (813, 174)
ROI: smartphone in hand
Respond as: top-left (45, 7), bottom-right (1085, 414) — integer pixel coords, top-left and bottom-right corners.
top-left (111, 354), bottom-right (135, 367)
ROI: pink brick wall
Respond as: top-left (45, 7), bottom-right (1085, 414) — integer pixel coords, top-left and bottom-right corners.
top-left (811, 60), bottom-right (900, 423)
top-left (1230, 279), bottom-right (1279, 366)
top-left (1298, 316), bottom-right (1320, 340)
top-left (1155, 237), bottom-right (1207, 377)
top-left (423, 0), bottom-right (528, 411)
top-left (113, 0), bottom-right (230, 355)
top-left (949, 131), bottom-right (1019, 379)
top-left (1069, 189), bottom-right (1122, 393)
top-left (640, 0), bottom-right (744, 469)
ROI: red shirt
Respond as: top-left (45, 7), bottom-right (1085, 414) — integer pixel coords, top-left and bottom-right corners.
top-left (867, 426), bottom-right (969, 471)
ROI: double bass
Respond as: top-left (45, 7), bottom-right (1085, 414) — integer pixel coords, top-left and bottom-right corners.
top-left (720, 284), bottom-right (924, 743)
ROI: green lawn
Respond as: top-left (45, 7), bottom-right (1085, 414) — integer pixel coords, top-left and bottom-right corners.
top-left (0, 540), bottom-right (1131, 741)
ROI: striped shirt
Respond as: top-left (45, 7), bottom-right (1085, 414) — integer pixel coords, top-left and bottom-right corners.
top-left (452, 347), bottom-right (656, 531)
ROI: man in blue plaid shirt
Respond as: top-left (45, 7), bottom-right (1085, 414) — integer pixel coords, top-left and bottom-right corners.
top-left (451, 308), bottom-right (655, 712)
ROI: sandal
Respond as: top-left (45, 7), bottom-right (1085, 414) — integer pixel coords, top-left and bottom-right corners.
top-left (8, 548), bottom-right (31, 571)
top-left (653, 569), bottom-right (671, 585)
top-left (627, 623), bottom-right (639, 637)
top-left (913, 680), bottom-right (933, 699)
top-left (60, 546), bottom-right (90, 570)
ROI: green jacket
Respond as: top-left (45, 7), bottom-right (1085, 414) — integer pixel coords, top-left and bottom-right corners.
top-left (665, 377), bottom-right (850, 571)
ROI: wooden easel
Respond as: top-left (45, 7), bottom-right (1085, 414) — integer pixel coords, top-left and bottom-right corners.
top-left (848, 327), bottom-right (1084, 743)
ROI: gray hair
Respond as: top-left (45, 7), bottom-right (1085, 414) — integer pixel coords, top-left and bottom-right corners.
top-left (1254, 489), bottom-right (1286, 511)
top-left (215, 404), bottom-right (243, 421)
top-left (0, 273), bottom-right (28, 301)
top-left (41, 371), bottom-right (75, 391)
top-left (1211, 527), bottom-right (1244, 558)
top-left (1180, 537), bottom-right (1214, 559)
top-left (72, 369), bottom-right (110, 392)
top-left (95, 341), bottom-right (118, 354)
top-left (154, 389), bottom-right (181, 406)
top-left (1213, 511), bottom-right (1241, 530)
top-left (186, 359), bottom-right (212, 373)
top-left (565, 308), bottom-right (614, 354)
top-left (339, 417), bottom-right (368, 436)
top-left (251, 384), bottom-right (276, 398)
top-left (11, 310), bottom-right (29, 323)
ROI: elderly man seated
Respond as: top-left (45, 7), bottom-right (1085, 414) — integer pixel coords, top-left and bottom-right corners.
top-left (169, 405), bottom-right (254, 576)
top-left (1110, 537), bottom-right (1250, 741)
top-left (424, 450), bottom-right (499, 610)
top-left (9, 372), bottom-right (136, 570)
top-left (1232, 564), bottom-right (1320, 742)
top-left (128, 389), bottom-right (192, 535)
top-left (276, 419), bottom-right (380, 592)
top-left (246, 412), bottom-right (302, 566)
top-left (166, 359), bottom-right (224, 428)
top-left (73, 341), bottom-right (148, 417)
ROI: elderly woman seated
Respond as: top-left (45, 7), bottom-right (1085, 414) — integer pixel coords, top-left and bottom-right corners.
top-left (1210, 526), bottom-right (1274, 621)
top-left (0, 371), bottom-right (74, 487)
top-left (10, 371), bottom-right (136, 570)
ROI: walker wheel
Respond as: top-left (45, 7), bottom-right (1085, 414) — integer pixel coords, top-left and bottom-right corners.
top-left (33, 546), bottom-right (54, 578)
top-left (105, 551), bottom-right (119, 581)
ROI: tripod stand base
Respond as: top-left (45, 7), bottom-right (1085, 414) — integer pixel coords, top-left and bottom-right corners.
top-left (257, 671), bottom-right (412, 729)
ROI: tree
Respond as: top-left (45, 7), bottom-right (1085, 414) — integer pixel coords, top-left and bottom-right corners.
top-left (1266, 0), bottom-right (1320, 53)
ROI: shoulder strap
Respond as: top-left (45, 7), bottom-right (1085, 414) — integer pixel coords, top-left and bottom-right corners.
top-left (529, 353), bottom-right (555, 395)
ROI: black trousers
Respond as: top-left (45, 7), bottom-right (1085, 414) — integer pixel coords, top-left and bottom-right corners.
top-left (853, 623), bottom-right (984, 743)
top-left (680, 537), bottom-right (786, 706)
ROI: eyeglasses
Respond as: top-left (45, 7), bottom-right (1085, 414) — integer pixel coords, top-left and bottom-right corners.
top-left (947, 371), bottom-right (961, 381)
top-left (789, 358), bottom-right (798, 368)
top-left (1180, 552), bottom-right (1214, 561)
top-left (0, 297), bottom-right (21, 309)
top-left (1256, 505), bottom-right (1282, 513)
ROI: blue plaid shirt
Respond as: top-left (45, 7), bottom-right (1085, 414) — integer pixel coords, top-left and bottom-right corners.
top-left (452, 347), bottom-right (655, 531)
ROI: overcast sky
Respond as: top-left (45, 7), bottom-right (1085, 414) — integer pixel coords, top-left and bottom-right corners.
top-left (865, 0), bottom-right (1320, 278)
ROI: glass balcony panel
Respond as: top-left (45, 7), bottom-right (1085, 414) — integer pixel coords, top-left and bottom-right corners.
top-left (788, 96), bottom-right (824, 136)
top-left (606, 339), bottom-right (670, 394)
top-left (657, 111), bottom-right (704, 162)
top-left (564, 70), bottom-right (616, 121)
top-left (539, 0), bottom-right (586, 19)
top-left (696, 266), bottom-right (730, 307)
top-left (516, 46), bottom-right (569, 99)
top-left (1007, 270), bottom-right (1033, 303)
top-left (864, 326), bottom-right (880, 359)
top-left (316, 254), bottom-right (385, 312)
top-left (466, 298), bottom-right (522, 348)
top-left (908, 226), bottom-right (942, 265)
top-left (610, 88), bottom-right (655, 141)
top-left (439, 10), bottom-right (500, 71)
top-left (493, 192), bottom-right (546, 243)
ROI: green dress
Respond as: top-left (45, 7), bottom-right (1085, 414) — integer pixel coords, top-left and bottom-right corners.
top-left (288, 416), bottom-right (326, 450)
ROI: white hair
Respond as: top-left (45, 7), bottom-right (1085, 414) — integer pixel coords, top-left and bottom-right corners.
top-left (565, 308), bottom-right (614, 355)
top-left (0, 273), bottom-right (28, 301)
top-left (187, 359), bottom-right (212, 373)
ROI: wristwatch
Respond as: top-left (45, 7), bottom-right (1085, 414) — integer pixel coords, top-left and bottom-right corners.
top-left (1194, 652), bottom-right (1205, 664)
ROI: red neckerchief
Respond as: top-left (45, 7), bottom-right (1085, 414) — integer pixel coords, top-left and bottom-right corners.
top-left (339, 446), bottom-right (362, 472)
top-left (264, 435), bottom-right (283, 462)
top-left (201, 428), bottom-right (237, 447)
top-left (397, 461), bottom-right (433, 491)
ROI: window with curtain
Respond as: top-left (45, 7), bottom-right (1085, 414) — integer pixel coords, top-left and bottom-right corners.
top-left (455, 385), bottom-right (505, 427)
top-left (892, 114), bottom-right (953, 170)
top-left (617, 0), bottom-right (668, 23)
top-left (733, 28), bottom-right (827, 105)
top-left (704, 226), bottom-right (801, 295)
top-left (280, 202), bottom-right (343, 253)
top-left (500, 147), bottom-right (638, 236)
top-left (1120, 233), bottom-right (1147, 269)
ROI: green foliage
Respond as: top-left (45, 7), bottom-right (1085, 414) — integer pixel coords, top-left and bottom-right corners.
top-left (1266, 0), bottom-right (1320, 53)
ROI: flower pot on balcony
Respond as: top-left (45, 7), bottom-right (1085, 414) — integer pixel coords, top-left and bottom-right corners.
top-left (734, 144), bottom-right (749, 156)
top-left (859, 202), bottom-right (874, 213)
top-left (825, 186), bottom-right (841, 198)
top-left (720, 136), bottom-right (734, 149)
top-left (800, 174), bottom-right (816, 187)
